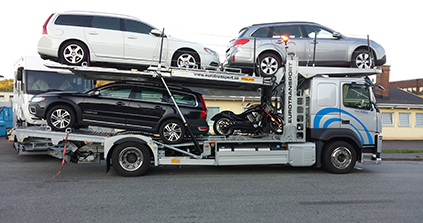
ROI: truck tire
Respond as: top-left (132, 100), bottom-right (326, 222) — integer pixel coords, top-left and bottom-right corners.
top-left (112, 142), bottom-right (151, 177)
top-left (322, 141), bottom-right (357, 174)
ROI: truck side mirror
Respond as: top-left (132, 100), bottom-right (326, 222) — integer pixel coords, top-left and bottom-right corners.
top-left (17, 67), bottom-right (23, 81)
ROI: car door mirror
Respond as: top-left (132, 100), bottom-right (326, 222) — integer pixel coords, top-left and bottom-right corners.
top-left (151, 29), bottom-right (166, 37)
top-left (93, 90), bottom-right (101, 96)
top-left (332, 32), bottom-right (342, 39)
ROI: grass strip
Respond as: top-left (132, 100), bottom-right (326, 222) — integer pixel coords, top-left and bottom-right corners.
top-left (382, 149), bottom-right (423, 153)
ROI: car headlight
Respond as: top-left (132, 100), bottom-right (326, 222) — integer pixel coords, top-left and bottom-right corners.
top-left (30, 97), bottom-right (45, 103)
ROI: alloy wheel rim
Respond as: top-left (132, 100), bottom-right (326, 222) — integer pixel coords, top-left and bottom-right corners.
top-left (50, 109), bottom-right (71, 129)
top-left (177, 54), bottom-right (197, 68)
top-left (331, 146), bottom-right (352, 169)
top-left (355, 53), bottom-right (373, 68)
top-left (118, 147), bottom-right (143, 171)
top-left (260, 57), bottom-right (278, 75)
top-left (163, 123), bottom-right (182, 142)
top-left (63, 44), bottom-right (84, 64)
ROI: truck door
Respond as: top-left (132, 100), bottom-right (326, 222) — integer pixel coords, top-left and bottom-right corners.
top-left (340, 82), bottom-right (376, 145)
top-left (311, 81), bottom-right (340, 129)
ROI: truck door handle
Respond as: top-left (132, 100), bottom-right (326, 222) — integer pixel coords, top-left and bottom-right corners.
top-left (116, 102), bottom-right (125, 106)
top-left (88, 32), bottom-right (98, 35)
top-left (128, 36), bottom-right (137, 39)
top-left (154, 106), bottom-right (162, 110)
top-left (342, 120), bottom-right (350, 124)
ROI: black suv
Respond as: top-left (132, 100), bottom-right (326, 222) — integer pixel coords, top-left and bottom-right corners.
top-left (29, 82), bottom-right (209, 144)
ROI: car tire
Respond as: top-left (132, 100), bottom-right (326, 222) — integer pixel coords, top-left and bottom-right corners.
top-left (351, 49), bottom-right (374, 69)
top-left (213, 117), bottom-right (234, 136)
top-left (257, 53), bottom-right (281, 77)
top-left (159, 119), bottom-right (185, 144)
top-left (322, 141), bottom-right (357, 174)
top-left (59, 41), bottom-right (89, 66)
top-left (172, 50), bottom-right (201, 69)
top-left (46, 105), bottom-right (76, 131)
top-left (111, 142), bottom-right (151, 177)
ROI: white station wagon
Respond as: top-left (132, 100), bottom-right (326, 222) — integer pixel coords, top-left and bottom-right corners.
top-left (38, 11), bottom-right (220, 70)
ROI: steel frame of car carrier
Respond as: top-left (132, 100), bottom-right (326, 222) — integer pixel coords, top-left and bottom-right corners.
top-left (9, 55), bottom-right (382, 176)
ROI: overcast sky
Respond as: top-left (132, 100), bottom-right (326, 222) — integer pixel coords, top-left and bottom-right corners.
top-left (1, 0), bottom-right (421, 82)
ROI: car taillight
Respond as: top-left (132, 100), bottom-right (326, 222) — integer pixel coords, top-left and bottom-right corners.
top-left (42, 13), bottom-right (54, 34)
top-left (199, 95), bottom-right (207, 119)
top-left (232, 39), bottom-right (249, 47)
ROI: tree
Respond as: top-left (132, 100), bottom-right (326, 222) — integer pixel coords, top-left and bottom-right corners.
top-left (0, 79), bottom-right (13, 91)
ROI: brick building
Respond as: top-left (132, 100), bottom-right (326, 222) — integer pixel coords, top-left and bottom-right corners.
top-left (389, 78), bottom-right (423, 97)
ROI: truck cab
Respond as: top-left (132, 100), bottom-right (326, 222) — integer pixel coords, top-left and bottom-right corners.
top-left (307, 75), bottom-right (382, 172)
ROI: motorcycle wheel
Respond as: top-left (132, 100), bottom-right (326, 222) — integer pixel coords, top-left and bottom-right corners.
top-left (268, 114), bottom-right (284, 134)
top-left (213, 117), bottom-right (234, 136)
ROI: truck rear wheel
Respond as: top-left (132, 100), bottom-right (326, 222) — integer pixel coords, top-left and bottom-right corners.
top-left (322, 141), bottom-right (357, 174)
top-left (112, 142), bottom-right (151, 177)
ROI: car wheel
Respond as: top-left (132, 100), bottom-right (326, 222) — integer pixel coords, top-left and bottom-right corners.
top-left (352, 49), bottom-right (374, 68)
top-left (112, 142), bottom-right (151, 177)
top-left (322, 141), bottom-right (357, 174)
top-left (258, 53), bottom-right (281, 77)
top-left (159, 119), bottom-right (185, 144)
top-left (172, 50), bottom-right (200, 69)
top-left (213, 117), bottom-right (234, 136)
top-left (59, 41), bottom-right (89, 66)
top-left (46, 105), bottom-right (76, 131)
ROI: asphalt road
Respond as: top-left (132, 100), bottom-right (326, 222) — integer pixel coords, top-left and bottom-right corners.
top-left (1, 139), bottom-right (423, 222)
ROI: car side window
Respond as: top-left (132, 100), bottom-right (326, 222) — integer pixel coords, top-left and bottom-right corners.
top-left (171, 92), bottom-right (196, 106)
top-left (99, 85), bottom-right (132, 98)
top-left (273, 25), bottom-right (303, 38)
top-left (90, 16), bottom-right (120, 31)
top-left (55, 15), bottom-right (92, 27)
top-left (304, 25), bottom-right (335, 39)
top-left (251, 27), bottom-right (272, 38)
top-left (123, 19), bottom-right (154, 34)
top-left (133, 86), bottom-right (165, 102)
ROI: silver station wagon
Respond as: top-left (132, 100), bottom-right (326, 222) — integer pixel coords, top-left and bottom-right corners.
top-left (223, 22), bottom-right (386, 76)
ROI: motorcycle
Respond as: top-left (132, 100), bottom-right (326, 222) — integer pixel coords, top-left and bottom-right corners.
top-left (211, 102), bottom-right (284, 136)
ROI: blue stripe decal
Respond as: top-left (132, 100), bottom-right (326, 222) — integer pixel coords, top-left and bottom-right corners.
top-left (323, 118), bottom-right (343, 129)
top-left (349, 124), bottom-right (364, 144)
top-left (313, 107), bottom-right (373, 145)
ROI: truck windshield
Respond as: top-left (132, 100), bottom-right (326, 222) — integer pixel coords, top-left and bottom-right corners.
top-left (25, 70), bottom-right (93, 94)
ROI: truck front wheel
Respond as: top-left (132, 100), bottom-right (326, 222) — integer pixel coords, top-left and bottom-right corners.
top-left (112, 142), bottom-right (151, 177)
top-left (322, 141), bottom-right (357, 174)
